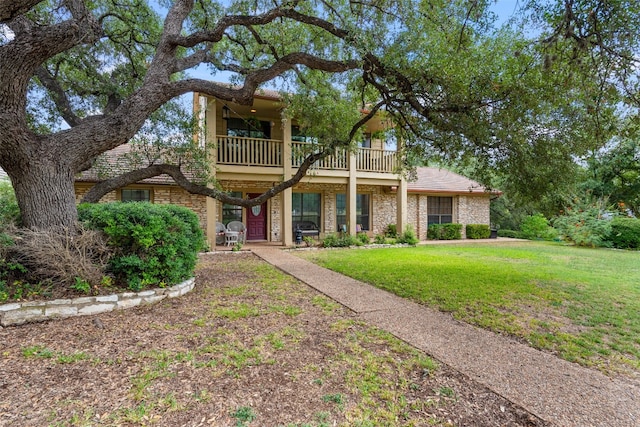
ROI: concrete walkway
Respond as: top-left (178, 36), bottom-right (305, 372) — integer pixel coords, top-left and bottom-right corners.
top-left (252, 247), bottom-right (640, 427)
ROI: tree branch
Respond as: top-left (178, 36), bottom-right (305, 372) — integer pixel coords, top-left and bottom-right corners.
top-left (173, 48), bottom-right (212, 73)
top-left (170, 6), bottom-right (294, 48)
top-left (169, 53), bottom-right (359, 104)
top-left (0, 0), bottom-right (41, 23)
top-left (80, 150), bottom-right (331, 205)
top-left (34, 66), bottom-right (82, 127)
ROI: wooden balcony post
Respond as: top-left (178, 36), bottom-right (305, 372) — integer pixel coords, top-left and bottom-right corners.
top-left (396, 176), bottom-right (407, 235)
top-left (200, 95), bottom-right (219, 248)
top-left (396, 137), bottom-right (407, 235)
top-left (347, 151), bottom-right (357, 236)
top-left (282, 117), bottom-right (293, 246)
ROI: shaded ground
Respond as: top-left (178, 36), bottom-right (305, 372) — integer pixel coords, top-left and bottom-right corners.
top-left (0, 253), bottom-right (545, 426)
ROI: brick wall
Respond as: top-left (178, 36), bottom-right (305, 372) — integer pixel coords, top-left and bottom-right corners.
top-left (372, 192), bottom-right (396, 235)
top-left (74, 184), bottom-right (117, 203)
top-left (406, 194), bottom-right (430, 239)
top-left (75, 181), bottom-right (492, 243)
top-left (457, 195), bottom-right (490, 238)
top-left (74, 183), bottom-right (208, 233)
top-left (405, 193), bottom-right (491, 239)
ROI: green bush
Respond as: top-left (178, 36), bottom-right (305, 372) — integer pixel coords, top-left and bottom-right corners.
top-left (373, 234), bottom-right (386, 244)
top-left (384, 224), bottom-right (397, 238)
top-left (322, 234), bottom-right (358, 248)
top-left (520, 214), bottom-right (557, 241)
top-left (78, 202), bottom-right (205, 291)
top-left (497, 229), bottom-right (521, 238)
top-left (0, 181), bottom-right (20, 227)
top-left (396, 226), bottom-right (419, 245)
top-left (466, 224), bottom-right (491, 239)
top-left (608, 217), bottom-right (640, 249)
top-left (427, 223), bottom-right (462, 240)
top-left (553, 200), bottom-right (612, 248)
top-left (356, 232), bottom-right (370, 245)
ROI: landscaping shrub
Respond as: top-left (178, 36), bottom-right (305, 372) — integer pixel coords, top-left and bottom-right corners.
top-left (322, 233), bottom-right (358, 247)
top-left (520, 214), bottom-right (557, 240)
top-left (553, 201), bottom-right (612, 248)
top-left (78, 202), bottom-right (205, 291)
top-left (396, 226), bottom-right (419, 245)
top-left (356, 232), bottom-right (370, 245)
top-left (608, 217), bottom-right (640, 249)
top-left (427, 223), bottom-right (462, 240)
top-left (384, 224), bottom-right (397, 238)
top-left (466, 224), bottom-right (491, 239)
top-left (373, 234), bottom-right (387, 244)
top-left (497, 229), bottom-right (521, 238)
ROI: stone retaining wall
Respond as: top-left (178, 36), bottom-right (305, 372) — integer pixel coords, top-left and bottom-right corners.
top-left (0, 278), bottom-right (195, 327)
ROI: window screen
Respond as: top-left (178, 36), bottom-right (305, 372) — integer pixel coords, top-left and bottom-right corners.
top-left (121, 189), bottom-right (150, 202)
top-left (427, 196), bottom-right (453, 225)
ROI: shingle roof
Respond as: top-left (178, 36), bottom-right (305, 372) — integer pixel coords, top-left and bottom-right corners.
top-left (407, 167), bottom-right (500, 195)
top-left (0, 168), bottom-right (8, 181)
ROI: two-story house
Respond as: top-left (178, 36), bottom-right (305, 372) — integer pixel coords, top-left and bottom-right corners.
top-left (75, 89), bottom-right (496, 247)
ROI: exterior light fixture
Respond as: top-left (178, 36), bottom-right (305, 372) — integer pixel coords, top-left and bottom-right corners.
top-left (222, 105), bottom-right (230, 119)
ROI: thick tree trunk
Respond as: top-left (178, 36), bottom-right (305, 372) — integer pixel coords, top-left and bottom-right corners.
top-left (9, 162), bottom-right (78, 229)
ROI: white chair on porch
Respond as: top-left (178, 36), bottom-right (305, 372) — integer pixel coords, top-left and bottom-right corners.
top-left (215, 222), bottom-right (227, 246)
top-left (227, 221), bottom-right (246, 243)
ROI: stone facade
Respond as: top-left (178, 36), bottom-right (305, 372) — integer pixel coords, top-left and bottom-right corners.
top-left (154, 187), bottom-right (208, 231)
top-left (404, 194), bottom-right (491, 239)
top-left (270, 194), bottom-right (282, 242)
top-left (75, 184), bottom-right (117, 203)
top-left (75, 179), bottom-right (492, 244)
top-left (457, 195), bottom-right (491, 238)
top-left (372, 191), bottom-right (397, 235)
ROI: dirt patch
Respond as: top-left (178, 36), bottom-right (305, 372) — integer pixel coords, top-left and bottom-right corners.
top-left (0, 253), bottom-right (546, 426)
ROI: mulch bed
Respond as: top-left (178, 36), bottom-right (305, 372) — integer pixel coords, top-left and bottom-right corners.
top-left (0, 253), bottom-right (546, 426)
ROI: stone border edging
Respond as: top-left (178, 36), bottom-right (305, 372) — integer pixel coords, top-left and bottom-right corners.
top-left (0, 278), bottom-right (195, 327)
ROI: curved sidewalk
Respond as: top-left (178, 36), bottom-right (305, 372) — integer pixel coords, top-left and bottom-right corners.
top-left (253, 247), bottom-right (640, 427)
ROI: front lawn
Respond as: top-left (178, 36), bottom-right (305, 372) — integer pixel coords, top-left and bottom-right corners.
top-left (0, 254), bottom-right (537, 426)
top-left (297, 242), bottom-right (640, 376)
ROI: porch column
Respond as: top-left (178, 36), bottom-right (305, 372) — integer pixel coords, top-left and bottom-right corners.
top-left (201, 95), bottom-right (219, 248)
top-left (395, 136), bottom-right (407, 234)
top-left (282, 118), bottom-right (293, 246)
top-left (347, 151), bottom-right (357, 235)
top-left (396, 176), bottom-right (407, 235)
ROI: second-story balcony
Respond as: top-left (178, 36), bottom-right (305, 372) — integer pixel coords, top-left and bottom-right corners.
top-left (216, 136), bottom-right (398, 174)
top-left (217, 136), bottom-right (283, 167)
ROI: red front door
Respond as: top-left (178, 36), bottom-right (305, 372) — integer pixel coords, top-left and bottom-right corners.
top-left (246, 194), bottom-right (267, 240)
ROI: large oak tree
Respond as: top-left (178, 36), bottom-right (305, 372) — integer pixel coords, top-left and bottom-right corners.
top-left (0, 0), bottom-right (621, 230)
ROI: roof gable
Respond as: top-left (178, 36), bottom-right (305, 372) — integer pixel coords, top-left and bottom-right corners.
top-left (407, 167), bottom-right (499, 195)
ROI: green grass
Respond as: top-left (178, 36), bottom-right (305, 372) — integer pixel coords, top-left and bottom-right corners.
top-left (3, 255), bottom-right (544, 425)
top-left (298, 242), bottom-right (640, 375)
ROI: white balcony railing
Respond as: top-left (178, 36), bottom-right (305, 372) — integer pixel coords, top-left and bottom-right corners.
top-left (291, 141), bottom-right (348, 170)
top-left (356, 148), bottom-right (398, 173)
top-left (216, 136), bottom-right (397, 173)
top-left (217, 136), bottom-right (283, 167)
